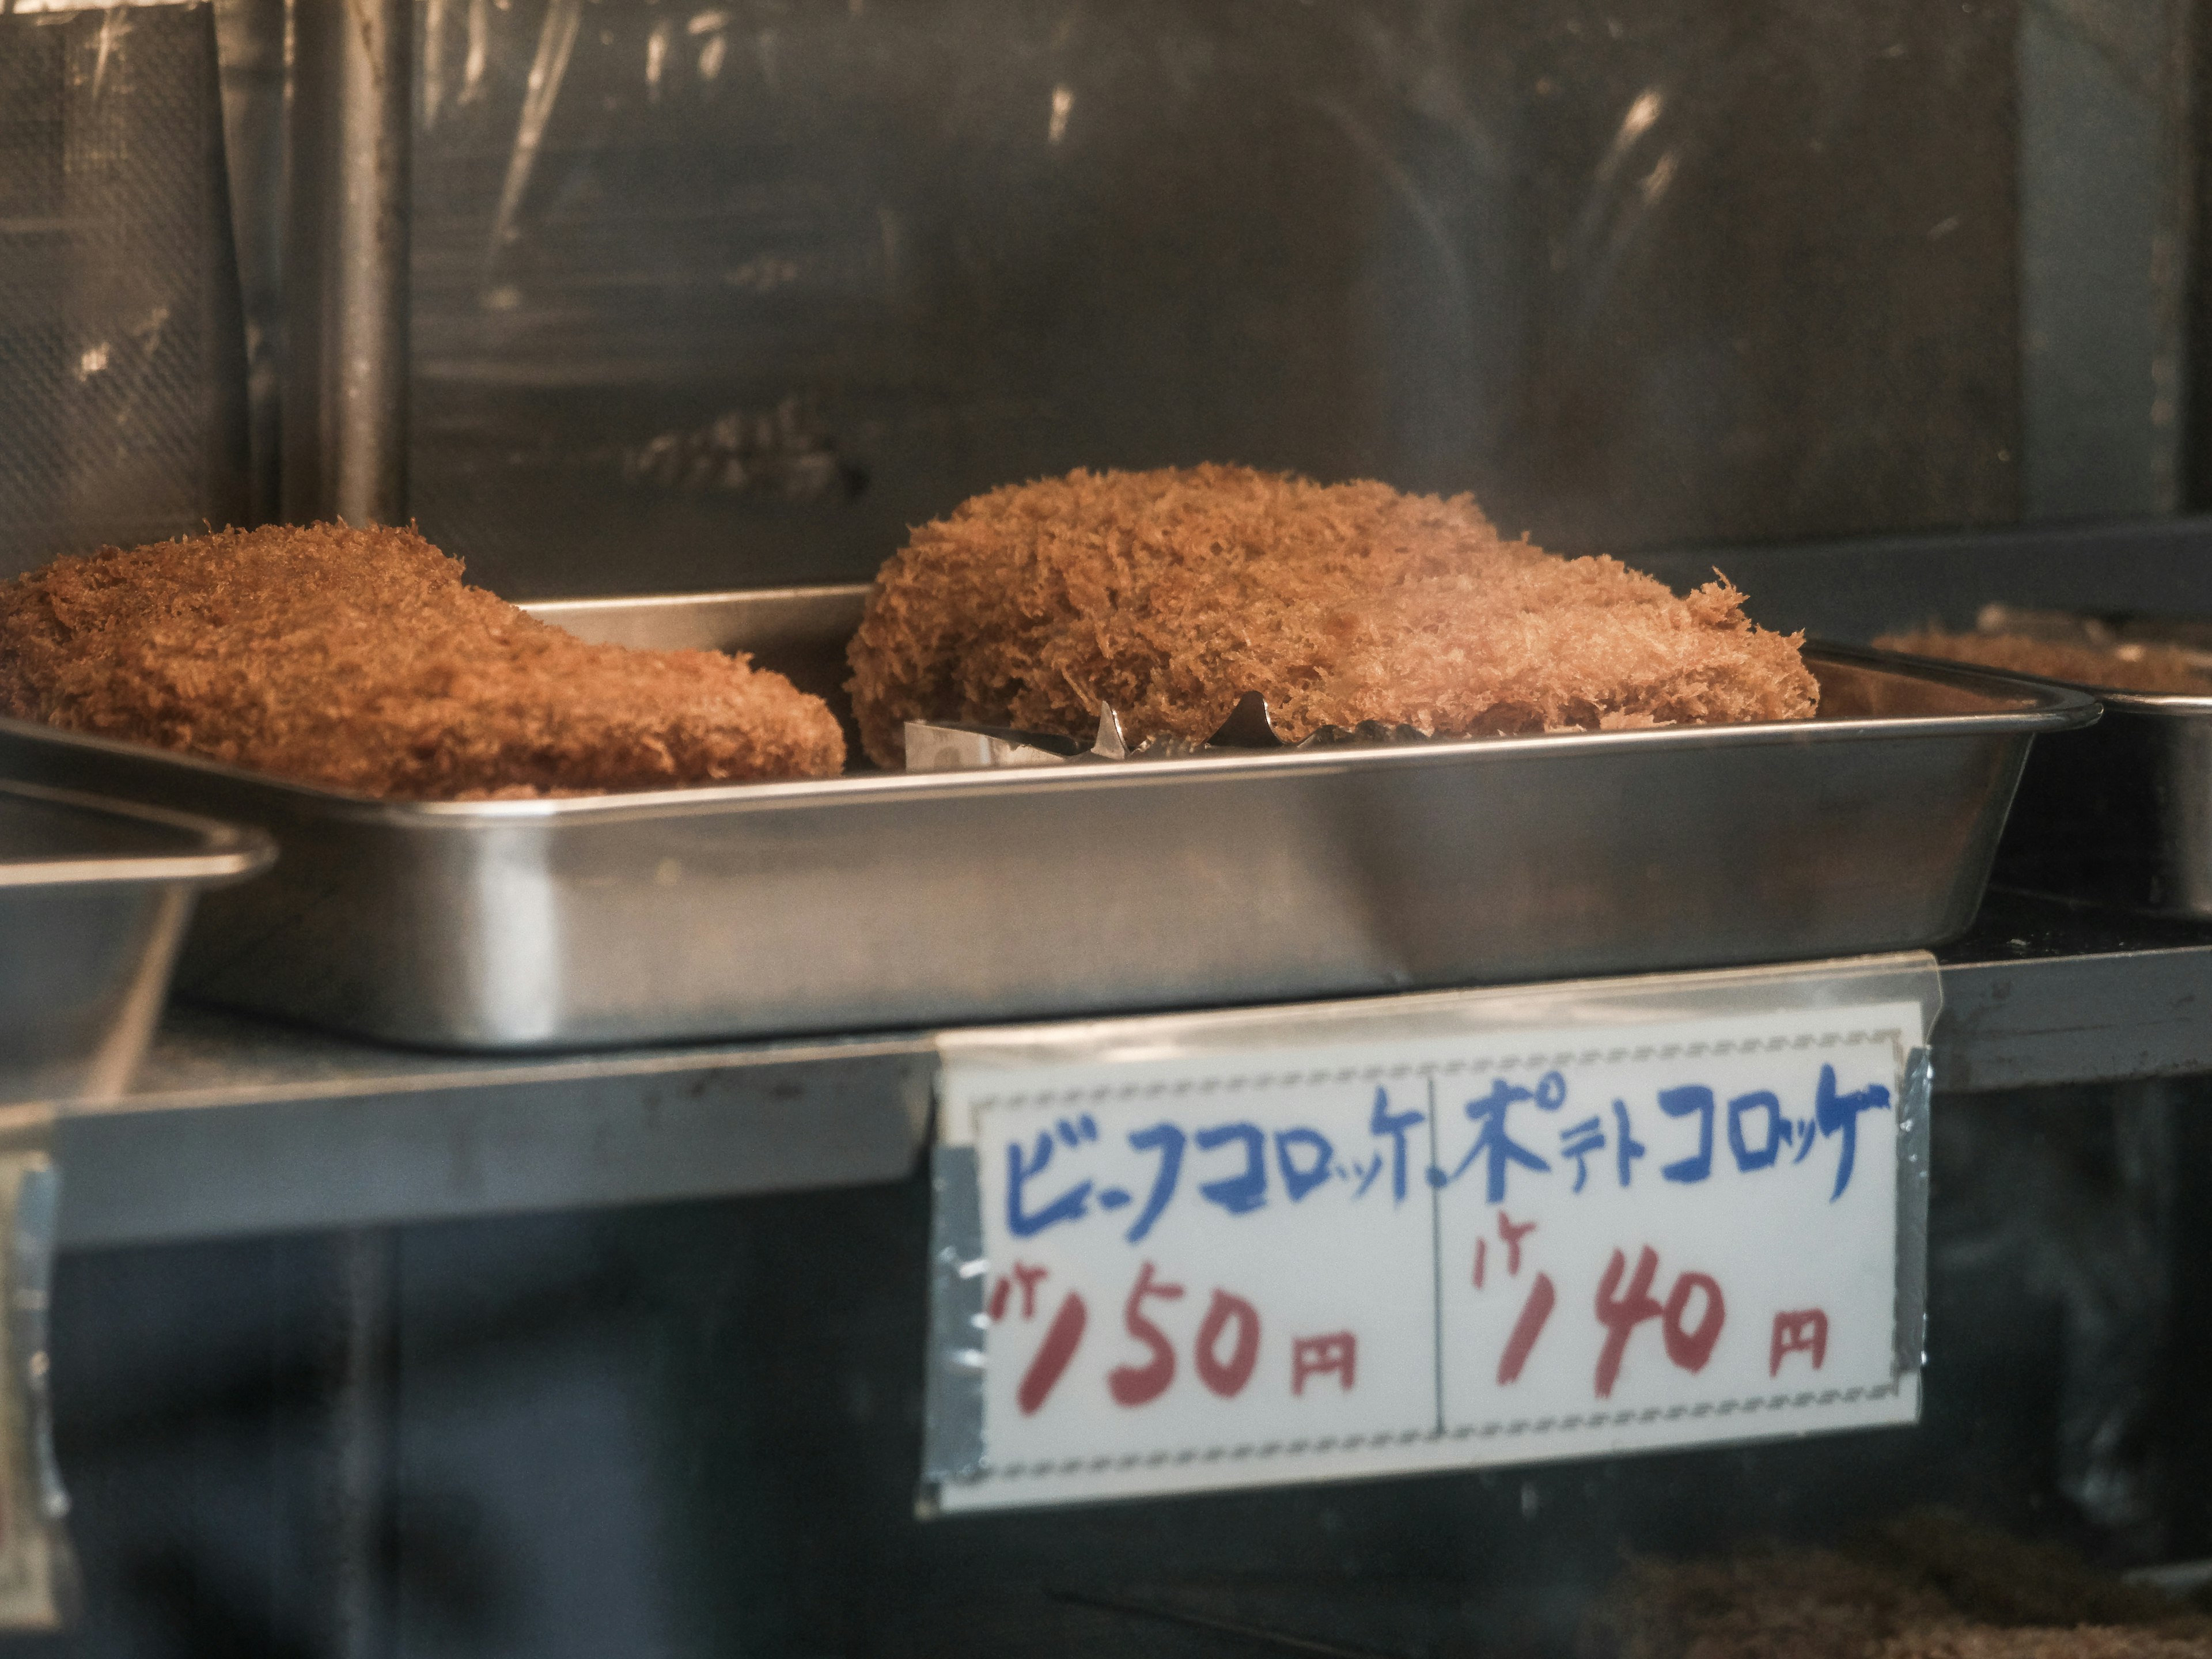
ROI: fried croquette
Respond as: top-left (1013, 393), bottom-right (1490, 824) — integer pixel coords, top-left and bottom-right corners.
top-left (1877, 630), bottom-right (2212, 696)
top-left (1584, 1509), bottom-right (2212, 1659)
top-left (846, 465), bottom-right (1818, 768)
top-left (0, 523), bottom-right (845, 798)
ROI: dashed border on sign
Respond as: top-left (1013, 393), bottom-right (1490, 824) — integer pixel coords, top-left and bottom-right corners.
top-left (963, 1029), bottom-right (1904, 1114)
top-left (965, 1381), bottom-right (1903, 1483)
top-left (955, 1026), bottom-right (1911, 1488)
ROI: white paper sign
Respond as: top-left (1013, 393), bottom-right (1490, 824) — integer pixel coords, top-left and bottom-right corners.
top-left (925, 967), bottom-right (1931, 1514)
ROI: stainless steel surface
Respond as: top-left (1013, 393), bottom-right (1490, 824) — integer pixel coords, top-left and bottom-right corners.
top-left (921, 1144), bottom-right (986, 1488)
top-left (283, 0), bottom-right (411, 524)
top-left (0, 589), bottom-right (2094, 1051)
top-left (56, 1006), bottom-right (932, 1248)
top-left (0, 782), bottom-right (271, 1108)
top-left (1938, 942), bottom-right (2212, 1090)
top-left (527, 586), bottom-right (871, 657)
top-left (1894, 1046), bottom-right (1932, 1374)
top-left (214, 0), bottom-right (287, 527)
top-left (1984, 684), bottom-right (2212, 916)
top-left (531, 585), bottom-right (868, 761)
top-left (26, 903), bottom-right (2212, 1247)
top-left (1873, 611), bottom-right (2212, 916)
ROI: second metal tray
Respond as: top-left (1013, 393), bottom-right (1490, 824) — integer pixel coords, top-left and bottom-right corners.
top-left (1990, 684), bottom-right (2212, 917)
top-left (0, 588), bottom-right (2095, 1051)
top-left (0, 781), bottom-right (272, 1103)
top-left (1868, 617), bottom-right (2212, 918)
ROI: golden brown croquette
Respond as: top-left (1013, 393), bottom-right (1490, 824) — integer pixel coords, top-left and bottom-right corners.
top-left (1877, 630), bottom-right (2212, 695)
top-left (846, 465), bottom-right (1817, 769)
top-left (1584, 1510), bottom-right (2212, 1659)
top-left (0, 523), bottom-right (844, 798)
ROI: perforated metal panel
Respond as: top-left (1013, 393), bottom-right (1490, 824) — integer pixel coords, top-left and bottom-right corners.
top-left (0, 2), bottom-right (247, 575)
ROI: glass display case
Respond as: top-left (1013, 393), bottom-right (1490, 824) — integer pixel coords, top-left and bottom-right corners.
top-left (5, 1), bottom-right (2212, 1654)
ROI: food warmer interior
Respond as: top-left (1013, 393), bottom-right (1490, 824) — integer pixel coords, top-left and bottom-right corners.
top-left (10, 0), bottom-right (2212, 1654)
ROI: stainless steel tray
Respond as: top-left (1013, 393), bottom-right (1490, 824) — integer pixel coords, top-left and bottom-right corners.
top-left (1981, 681), bottom-right (2212, 917)
top-left (0, 782), bottom-right (272, 1104)
top-left (0, 587), bottom-right (2095, 1052)
top-left (1869, 616), bottom-right (2212, 917)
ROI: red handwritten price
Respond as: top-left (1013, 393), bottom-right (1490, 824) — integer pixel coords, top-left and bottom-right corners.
top-left (998, 1257), bottom-right (1356, 1416)
top-left (931, 983), bottom-right (1929, 1513)
top-left (997, 1225), bottom-right (1833, 1431)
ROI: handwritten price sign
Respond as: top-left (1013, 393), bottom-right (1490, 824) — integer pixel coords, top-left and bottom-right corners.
top-left (923, 958), bottom-right (1935, 1513)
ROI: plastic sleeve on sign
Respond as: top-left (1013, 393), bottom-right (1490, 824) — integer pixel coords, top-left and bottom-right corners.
top-left (919, 1144), bottom-right (987, 1503)
top-left (924, 952), bottom-right (1941, 1513)
top-left (1893, 1046), bottom-right (1933, 1382)
top-left (0, 1104), bottom-right (72, 1628)
top-left (931, 951), bottom-right (1944, 1094)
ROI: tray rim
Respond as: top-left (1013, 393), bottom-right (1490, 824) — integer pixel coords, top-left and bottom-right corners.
top-left (526, 581), bottom-right (873, 619)
top-left (0, 779), bottom-right (276, 890)
top-left (0, 633), bottom-right (2097, 829)
top-left (1863, 642), bottom-right (2212, 716)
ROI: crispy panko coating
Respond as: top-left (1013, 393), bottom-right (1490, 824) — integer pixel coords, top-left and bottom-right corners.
top-left (1581, 1510), bottom-right (2212, 1659)
top-left (0, 523), bottom-right (844, 799)
top-left (846, 465), bottom-right (1817, 768)
top-left (1585, 1544), bottom-right (1961, 1659)
top-left (1877, 630), bottom-right (2212, 696)
top-left (1884, 1634), bottom-right (2212, 1659)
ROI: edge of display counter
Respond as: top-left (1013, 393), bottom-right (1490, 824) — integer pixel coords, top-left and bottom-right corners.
top-left (54, 515), bottom-right (2212, 1249)
top-left (0, 612), bottom-right (2086, 1050)
top-left (59, 1017), bottom-right (936, 1249)
top-left (45, 887), bottom-right (2212, 1250)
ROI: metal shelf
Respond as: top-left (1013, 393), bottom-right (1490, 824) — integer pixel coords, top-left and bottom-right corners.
top-left (58, 1013), bottom-right (934, 1249)
top-left (43, 517), bottom-right (2212, 1248)
top-left (46, 885), bottom-right (2212, 1249)
top-left (1933, 888), bottom-right (2212, 1092)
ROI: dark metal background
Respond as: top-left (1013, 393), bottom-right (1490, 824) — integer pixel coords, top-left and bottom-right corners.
top-left (406, 0), bottom-right (2024, 597)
